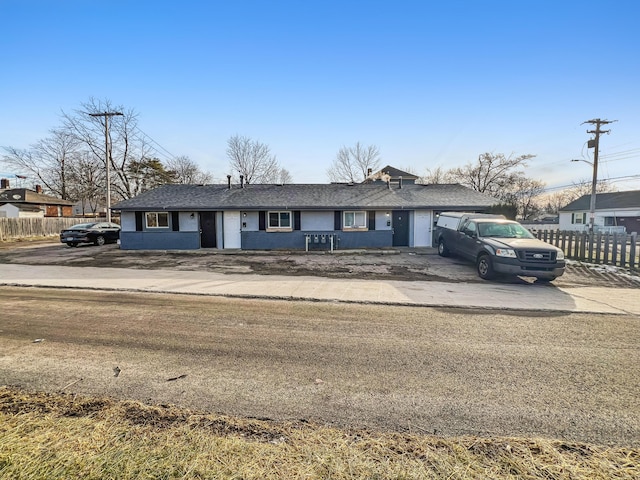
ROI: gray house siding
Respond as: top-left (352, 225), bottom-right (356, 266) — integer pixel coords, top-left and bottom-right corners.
top-left (120, 231), bottom-right (200, 250)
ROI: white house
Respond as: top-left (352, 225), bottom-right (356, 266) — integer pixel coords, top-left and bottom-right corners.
top-left (558, 190), bottom-right (640, 234)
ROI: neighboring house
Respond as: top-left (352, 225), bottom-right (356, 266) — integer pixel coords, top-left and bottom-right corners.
top-left (113, 178), bottom-right (498, 250)
top-left (0, 183), bottom-right (75, 218)
top-left (558, 190), bottom-right (640, 234)
top-left (366, 166), bottom-right (420, 185)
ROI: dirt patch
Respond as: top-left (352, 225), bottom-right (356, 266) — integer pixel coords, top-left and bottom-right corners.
top-left (0, 240), bottom-right (638, 288)
top-left (1, 287), bottom-right (639, 446)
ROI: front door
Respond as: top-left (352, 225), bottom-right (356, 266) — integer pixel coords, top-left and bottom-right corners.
top-left (392, 210), bottom-right (409, 246)
top-left (199, 211), bottom-right (216, 248)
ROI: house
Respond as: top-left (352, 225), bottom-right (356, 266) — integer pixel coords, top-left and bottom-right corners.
top-left (0, 181), bottom-right (75, 218)
top-left (113, 178), bottom-right (498, 250)
top-left (366, 165), bottom-right (420, 185)
top-left (558, 190), bottom-right (640, 234)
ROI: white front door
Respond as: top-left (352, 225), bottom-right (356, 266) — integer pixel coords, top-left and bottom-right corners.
top-left (413, 210), bottom-right (433, 247)
top-left (223, 211), bottom-right (242, 249)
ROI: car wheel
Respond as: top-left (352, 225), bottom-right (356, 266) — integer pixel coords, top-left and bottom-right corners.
top-left (477, 254), bottom-right (495, 280)
top-left (67, 242), bottom-right (78, 248)
top-left (438, 239), bottom-right (450, 257)
top-left (94, 235), bottom-right (106, 246)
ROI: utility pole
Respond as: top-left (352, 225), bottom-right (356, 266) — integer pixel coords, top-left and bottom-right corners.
top-left (89, 111), bottom-right (123, 222)
top-left (581, 118), bottom-right (616, 233)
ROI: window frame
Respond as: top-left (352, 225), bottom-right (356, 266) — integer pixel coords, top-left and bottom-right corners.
top-left (571, 212), bottom-right (587, 224)
top-left (343, 211), bottom-right (368, 230)
top-left (145, 212), bottom-right (170, 229)
top-left (266, 210), bottom-right (293, 231)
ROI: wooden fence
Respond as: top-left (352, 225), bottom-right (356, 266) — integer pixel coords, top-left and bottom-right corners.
top-left (533, 230), bottom-right (639, 271)
top-left (0, 217), bottom-right (83, 242)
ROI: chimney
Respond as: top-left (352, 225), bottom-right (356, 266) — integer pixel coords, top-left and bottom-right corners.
top-left (240, 175), bottom-right (244, 188)
top-left (398, 176), bottom-right (403, 189)
top-left (35, 184), bottom-right (43, 194)
top-left (227, 175), bottom-right (232, 189)
top-left (367, 168), bottom-right (372, 177)
top-left (0, 179), bottom-right (8, 189)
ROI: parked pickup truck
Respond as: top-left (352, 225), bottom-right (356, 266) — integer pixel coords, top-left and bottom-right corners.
top-left (435, 212), bottom-right (565, 281)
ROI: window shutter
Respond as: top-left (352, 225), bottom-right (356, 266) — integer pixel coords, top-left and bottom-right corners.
top-left (171, 212), bottom-right (179, 231)
top-left (135, 212), bottom-right (143, 231)
top-left (334, 211), bottom-right (342, 230)
top-left (294, 211), bottom-right (301, 230)
top-left (259, 211), bottom-right (266, 231)
top-left (368, 211), bottom-right (375, 230)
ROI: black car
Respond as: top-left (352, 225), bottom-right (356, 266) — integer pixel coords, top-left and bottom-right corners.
top-left (60, 222), bottom-right (121, 247)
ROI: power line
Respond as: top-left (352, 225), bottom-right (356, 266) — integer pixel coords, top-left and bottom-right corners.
top-left (135, 127), bottom-right (179, 162)
top-left (541, 173), bottom-right (640, 193)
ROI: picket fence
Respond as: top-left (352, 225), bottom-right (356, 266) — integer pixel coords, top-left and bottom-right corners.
top-left (0, 217), bottom-right (82, 242)
top-left (532, 229), bottom-right (639, 271)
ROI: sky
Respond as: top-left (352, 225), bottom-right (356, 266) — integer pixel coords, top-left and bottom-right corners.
top-left (1, 0), bottom-right (639, 192)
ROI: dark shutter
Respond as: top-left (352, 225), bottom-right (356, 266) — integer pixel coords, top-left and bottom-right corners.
top-left (171, 212), bottom-right (179, 231)
top-left (294, 211), bottom-right (301, 230)
top-left (135, 212), bottom-right (143, 231)
top-left (334, 211), bottom-right (342, 230)
top-left (259, 211), bottom-right (266, 231)
top-left (368, 211), bottom-right (376, 230)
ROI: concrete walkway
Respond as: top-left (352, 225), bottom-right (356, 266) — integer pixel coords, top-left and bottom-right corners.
top-left (1, 263), bottom-right (639, 315)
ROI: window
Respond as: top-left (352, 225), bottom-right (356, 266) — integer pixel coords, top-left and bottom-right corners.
top-left (572, 212), bottom-right (587, 224)
top-left (343, 211), bottom-right (367, 229)
top-left (146, 212), bottom-right (169, 228)
top-left (268, 211), bottom-right (291, 229)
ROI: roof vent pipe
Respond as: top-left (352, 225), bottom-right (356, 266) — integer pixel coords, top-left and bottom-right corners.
top-left (240, 175), bottom-right (244, 188)
top-left (398, 176), bottom-right (403, 189)
top-left (227, 175), bottom-right (232, 189)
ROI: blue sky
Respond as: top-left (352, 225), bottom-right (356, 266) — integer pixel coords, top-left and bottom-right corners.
top-left (2, 0), bottom-right (639, 191)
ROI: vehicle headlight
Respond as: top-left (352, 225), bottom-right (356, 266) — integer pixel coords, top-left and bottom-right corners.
top-left (556, 250), bottom-right (565, 260)
top-left (495, 248), bottom-right (516, 258)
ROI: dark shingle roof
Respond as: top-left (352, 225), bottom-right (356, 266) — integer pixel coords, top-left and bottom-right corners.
top-left (376, 165), bottom-right (419, 180)
top-left (113, 183), bottom-right (498, 211)
top-left (559, 190), bottom-right (640, 211)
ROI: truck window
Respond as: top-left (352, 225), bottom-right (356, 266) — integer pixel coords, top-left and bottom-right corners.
top-left (463, 221), bottom-right (477, 236)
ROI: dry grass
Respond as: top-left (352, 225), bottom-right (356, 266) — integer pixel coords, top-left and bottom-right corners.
top-left (1, 386), bottom-right (637, 479)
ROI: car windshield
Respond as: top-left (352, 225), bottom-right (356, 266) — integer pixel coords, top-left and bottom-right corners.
top-left (478, 222), bottom-right (534, 239)
top-left (69, 223), bottom-right (98, 230)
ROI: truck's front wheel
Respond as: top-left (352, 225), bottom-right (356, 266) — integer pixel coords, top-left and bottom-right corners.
top-left (477, 254), bottom-right (495, 280)
top-left (438, 239), bottom-right (450, 257)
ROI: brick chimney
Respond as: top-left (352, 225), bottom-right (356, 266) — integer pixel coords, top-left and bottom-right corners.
top-left (0, 179), bottom-right (9, 189)
top-left (35, 184), bottom-right (43, 194)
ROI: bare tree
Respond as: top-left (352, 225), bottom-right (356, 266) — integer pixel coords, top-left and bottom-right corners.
top-left (61, 98), bottom-right (155, 201)
top-left (327, 142), bottom-right (381, 183)
top-left (275, 167), bottom-right (292, 184)
top-left (2, 129), bottom-right (81, 199)
top-left (542, 179), bottom-right (617, 214)
top-left (226, 135), bottom-right (279, 184)
top-left (447, 152), bottom-right (536, 198)
top-left (166, 155), bottom-right (213, 184)
top-left (68, 152), bottom-right (104, 215)
top-left (417, 166), bottom-right (454, 184)
top-left (508, 177), bottom-right (546, 219)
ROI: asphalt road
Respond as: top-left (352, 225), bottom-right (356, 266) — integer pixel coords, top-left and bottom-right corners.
top-left (1, 287), bottom-right (638, 446)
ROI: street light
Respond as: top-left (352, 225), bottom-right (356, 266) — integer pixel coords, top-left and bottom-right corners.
top-left (571, 158), bottom-right (597, 233)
